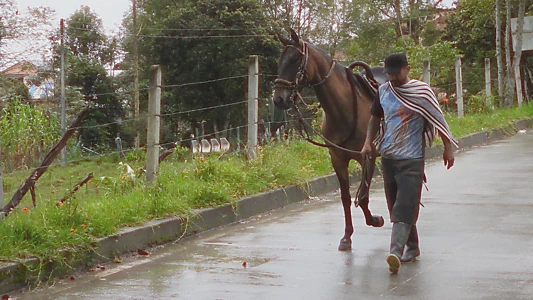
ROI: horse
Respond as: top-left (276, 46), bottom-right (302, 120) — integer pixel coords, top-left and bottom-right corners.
top-left (273, 29), bottom-right (386, 251)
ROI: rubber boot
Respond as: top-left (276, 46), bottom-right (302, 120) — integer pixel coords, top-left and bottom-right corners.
top-left (386, 222), bottom-right (411, 274)
top-left (401, 225), bottom-right (420, 263)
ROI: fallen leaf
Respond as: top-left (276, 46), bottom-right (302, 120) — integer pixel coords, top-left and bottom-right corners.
top-left (137, 249), bottom-right (150, 256)
top-left (242, 261), bottom-right (247, 268)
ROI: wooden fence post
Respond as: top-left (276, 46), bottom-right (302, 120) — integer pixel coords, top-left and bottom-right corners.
top-left (146, 65), bottom-right (161, 185)
top-left (455, 56), bottom-right (464, 118)
top-left (423, 60), bottom-right (431, 86)
top-left (247, 55), bottom-right (259, 160)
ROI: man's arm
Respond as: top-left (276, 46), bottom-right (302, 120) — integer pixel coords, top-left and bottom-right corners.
top-left (439, 131), bottom-right (455, 169)
top-left (361, 89), bottom-right (383, 158)
top-left (361, 115), bottom-right (381, 158)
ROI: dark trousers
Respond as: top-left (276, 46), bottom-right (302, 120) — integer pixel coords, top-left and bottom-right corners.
top-left (381, 158), bottom-right (424, 224)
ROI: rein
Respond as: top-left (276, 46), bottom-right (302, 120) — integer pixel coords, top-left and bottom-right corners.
top-left (291, 99), bottom-right (362, 155)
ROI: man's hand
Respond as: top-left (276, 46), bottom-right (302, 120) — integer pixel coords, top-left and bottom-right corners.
top-left (443, 145), bottom-right (454, 169)
top-left (361, 142), bottom-right (373, 159)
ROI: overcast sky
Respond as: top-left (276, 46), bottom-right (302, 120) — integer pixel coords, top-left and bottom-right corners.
top-left (15, 0), bottom-right (456, 32)
top-left (15, 0), bottom-right (131, 32)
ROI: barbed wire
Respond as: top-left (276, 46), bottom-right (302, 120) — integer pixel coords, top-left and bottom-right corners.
top-left (141, 28), bottom-right (255, 32)
top-left (1, 116), bottom-right (310, 176)
top-left (138, 34), bottom-right (274, 39)
top-left (90, 74), bottom-right (252, 98)
top-left (162, 75), bottom-right (249, 88)
top-left (161, 101), bottom-right (248, 118)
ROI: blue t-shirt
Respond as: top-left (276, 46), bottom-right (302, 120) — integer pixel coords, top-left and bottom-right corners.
top-left (371, 84), bottom-right (425, 159)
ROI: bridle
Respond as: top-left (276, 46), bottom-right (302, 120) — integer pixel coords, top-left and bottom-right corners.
top-left (274, 41), bottom-right (363, 153)
top-left (274, 41), bottom-right (336, 103)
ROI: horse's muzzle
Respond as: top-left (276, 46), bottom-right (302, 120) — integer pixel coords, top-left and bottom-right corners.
top-left (273, 95), bottom-right (294, 110)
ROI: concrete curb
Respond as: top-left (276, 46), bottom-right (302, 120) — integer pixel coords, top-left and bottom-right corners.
top-left (1, 117), bottom-right (532, 294)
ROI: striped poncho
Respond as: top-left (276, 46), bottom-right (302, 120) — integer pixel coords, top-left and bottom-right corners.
top-left (374, 79), bottom-right (458, 151)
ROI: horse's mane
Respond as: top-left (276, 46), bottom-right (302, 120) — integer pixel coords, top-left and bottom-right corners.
top-left (306, 42), bottom-right (375, 95)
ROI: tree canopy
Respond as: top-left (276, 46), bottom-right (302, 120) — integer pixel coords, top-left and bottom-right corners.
top-left (133, 0), bottom-right (281, 141)
top-left (56, 6), bottom-right (126, 150)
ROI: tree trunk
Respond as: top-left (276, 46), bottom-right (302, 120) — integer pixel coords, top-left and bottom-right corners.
top-left (504, 0), bottom-right (514, 107)
top-left (394, 0), bottom-right (403, 37)
top-left (511, 0), bottom-right (527, 105)
top-left (495, 0), bottom-right (505, 106)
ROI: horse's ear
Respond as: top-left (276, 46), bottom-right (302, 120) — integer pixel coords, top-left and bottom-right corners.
top-left (278, 34), bottom-right (291, 46)
top-left (289, 28), bottom-right (300, 45)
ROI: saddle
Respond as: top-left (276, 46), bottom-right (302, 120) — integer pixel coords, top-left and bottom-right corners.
top-left (345, 61), bottom-right (385, 100)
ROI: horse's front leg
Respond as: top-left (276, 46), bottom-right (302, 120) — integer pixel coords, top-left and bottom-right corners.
top-left (356, 157), bottom-right (384, 228)
top-left (332, 157), bottom-right (353, 251)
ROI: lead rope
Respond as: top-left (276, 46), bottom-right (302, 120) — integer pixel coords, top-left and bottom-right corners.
top-left (292, 100), bottom-right (362, 155)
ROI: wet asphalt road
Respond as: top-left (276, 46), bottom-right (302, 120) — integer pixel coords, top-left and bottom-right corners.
top-left (14, 130), bottom-right (533, 300)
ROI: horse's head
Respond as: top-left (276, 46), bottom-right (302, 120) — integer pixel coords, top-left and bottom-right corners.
top-left (273, 29), bottom-right (307, 110)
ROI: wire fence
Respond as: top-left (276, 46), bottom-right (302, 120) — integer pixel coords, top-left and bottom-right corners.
top-left (1, 52), bottom-right (532, 213)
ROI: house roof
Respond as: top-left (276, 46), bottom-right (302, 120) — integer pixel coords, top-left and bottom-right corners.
top-left (1, 61), bottom-right (38, 79)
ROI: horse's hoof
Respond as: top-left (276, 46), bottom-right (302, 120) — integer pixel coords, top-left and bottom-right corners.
top-left (372, 215), bottom-right (385, 227)
top-left (338, 238), bottom-right (352, 251)
top-left (366, 215), bottom-right (384, 227)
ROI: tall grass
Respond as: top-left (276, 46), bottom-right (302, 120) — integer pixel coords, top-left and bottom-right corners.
top-left (0, 101), bottom-right (60, 172)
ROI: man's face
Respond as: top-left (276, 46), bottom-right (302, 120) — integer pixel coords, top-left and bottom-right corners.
top-left (386, 65), bottom-right (410, 87)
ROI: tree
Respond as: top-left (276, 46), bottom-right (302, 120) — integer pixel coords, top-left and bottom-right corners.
top-left (503, 0), bottom-right (528, 107)
top-left (53, 6), bottom-right (126, 150)
top-left (133, 0), bottom-right (280, 143)
top-left (505, 0), bottom-right (514, 104)
top-left (496, 0), bottom-right (505, 103)
top-left (0, 0), bottom-right (54, 69)
top-left (444, 0), bottom-right (496, 63)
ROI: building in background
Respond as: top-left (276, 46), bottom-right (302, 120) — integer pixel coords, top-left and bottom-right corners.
top-left (1, 61), bottom-right (54, 102)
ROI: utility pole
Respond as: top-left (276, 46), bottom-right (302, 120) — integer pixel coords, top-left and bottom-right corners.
top-left (60, 18), bottom-right (67, 166)
top-left (133, 0), bottom-right (140, 149)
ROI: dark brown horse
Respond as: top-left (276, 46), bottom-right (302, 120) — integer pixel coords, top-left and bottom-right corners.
top-left (273, 29), bottom-right (385, 251)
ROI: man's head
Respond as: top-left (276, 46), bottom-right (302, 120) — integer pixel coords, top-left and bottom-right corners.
top-left (383, 52), bottom-right (410, 86)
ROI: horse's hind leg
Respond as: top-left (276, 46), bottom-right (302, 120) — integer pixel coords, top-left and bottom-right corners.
top-left (356, 157), bottom-right (384, 228)
top-left (332, 157), bottom-right (354, 251)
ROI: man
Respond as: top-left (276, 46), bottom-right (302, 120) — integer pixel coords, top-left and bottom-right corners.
top-left (361, 53), bottom-right (458, 274)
